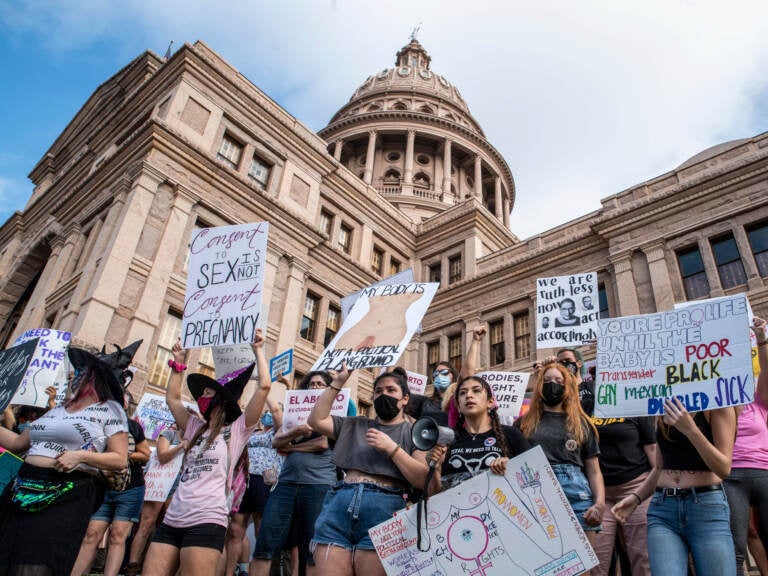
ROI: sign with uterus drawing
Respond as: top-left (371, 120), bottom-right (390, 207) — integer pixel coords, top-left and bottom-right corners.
top-left (311, 283), bottom-right (438, 371)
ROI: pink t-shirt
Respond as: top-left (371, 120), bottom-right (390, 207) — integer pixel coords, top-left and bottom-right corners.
top-left (732, 393), bottom-right (768, 470)
top-left (163, 415), bottom-right (255, 528)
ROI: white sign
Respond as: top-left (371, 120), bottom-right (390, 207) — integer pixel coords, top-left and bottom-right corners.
top-left (595, 294), bottom-right (753, 417)
top-left (536, 273), bottom-right (598, 349)
top-left (405, 371), bottom-right (427, 395)
top-left (282, 388), bottom-right (350, 430)
top-left (311, 282), bottom-right (439, 371)
top-left (143, 448), bottom-right (184, 502)
top-left (270, 349), bottom-right (293, 382)
top-left (182, 222), bottom-right (269, 349)
top-left (212, 344), bottom-right (257, 382)
top-left (369, 445), bottom-right (597, 576)
top-left (134, 393), bottom-right (196, 441)
top-left (341, 268), bottom-right (415, 321)
top-left (476, 371), bottom-right (529, 422)
top-left (11, 328), bottom-right (71, 408)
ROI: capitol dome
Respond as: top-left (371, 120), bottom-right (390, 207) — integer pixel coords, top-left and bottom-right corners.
top-left (319, 39), bottom-right (515, 227)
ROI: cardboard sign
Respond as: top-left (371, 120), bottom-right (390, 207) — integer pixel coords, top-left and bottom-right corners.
top-left (0, 338), bottom-right (40, 412)
top-left (536, 273), bottom-right (599, 349)
top-left (182, 222), bottom-right (269, 349)
top-left (270, 349), bottom-right (293, 382)
top-left (369, 445), bottom-right (597, 576)
top-left (405, 371), bottom-right (427, 395)
top-left (282, 388), bottom-right (350, 431)
top-left (134, 393), bottom-right (196, 441)
top-left (212, 344), bottom-right (257, 382)
top-left (143, 448), bottom-right (184, 502)
top-left (311, 283), bottom-right (438, 371)
top-left (476, 371), bottom-right (529, 422)
top-left (10, 329), bottom-right (70, 408)
top-left (341, 268), bottom-right (415, 321)
top-left (595, 294), bottom-right (753, 417)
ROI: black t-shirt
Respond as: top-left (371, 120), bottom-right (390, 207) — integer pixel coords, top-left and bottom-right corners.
top-left (441, 425), bottom-right (531, 489)
top-left (126, 419), bottom-right (146, 489)
top-left (516, 411), bottom-right (599, 468)
top-left (579, 380), bottom-right (595, 416)
top-left (592, 416), bottom-right (655, 486)
top-left (405, 394), bottom-right (449, 427)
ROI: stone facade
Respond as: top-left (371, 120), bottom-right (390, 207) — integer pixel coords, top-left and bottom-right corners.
top-left (1, 39), bottom-right (767, 410)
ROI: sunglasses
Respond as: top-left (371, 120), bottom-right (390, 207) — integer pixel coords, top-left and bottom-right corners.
top-left (432, 369), bottom-right (450, 378)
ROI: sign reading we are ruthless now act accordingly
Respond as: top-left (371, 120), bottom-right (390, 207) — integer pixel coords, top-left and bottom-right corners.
top-left (182, 223), bottom-right (268, 349)
top-left (595, 294), bottom-right (753, 418)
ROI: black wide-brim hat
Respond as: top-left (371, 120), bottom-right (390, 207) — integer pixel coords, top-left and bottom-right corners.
top-left (187, 363), bottom-right (255, 423)
top-left (68, 347), bottom-right (124, 403)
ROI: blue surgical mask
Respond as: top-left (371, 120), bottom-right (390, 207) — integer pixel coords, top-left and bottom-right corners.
top-left (17, 422), bottom-right (30, 433)
top-left (433, 374), bottom-right (451, 391)
top-left (261, 412), bottom-right (273, 427)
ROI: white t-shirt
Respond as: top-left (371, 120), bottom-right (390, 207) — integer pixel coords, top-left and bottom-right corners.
top-left (163, 414), bottom-right (255, 528)
top-left (26, 400), bottom-right (128, 469)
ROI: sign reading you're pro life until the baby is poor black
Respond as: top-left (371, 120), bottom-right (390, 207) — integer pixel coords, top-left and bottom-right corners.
top-left (595, 294), bottom-right (753, 418)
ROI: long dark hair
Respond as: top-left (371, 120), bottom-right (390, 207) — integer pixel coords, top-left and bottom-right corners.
top-left (453, 375), bottom-right (511, 458)
top-left (65, 367), bottom-right (112, 408)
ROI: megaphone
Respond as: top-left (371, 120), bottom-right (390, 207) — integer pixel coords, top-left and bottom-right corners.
top-left (411, 416), bottom-right (456, 451)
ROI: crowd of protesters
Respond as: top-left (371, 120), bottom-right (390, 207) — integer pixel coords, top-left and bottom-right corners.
top-left (0, 314), bottom-right (766, 576)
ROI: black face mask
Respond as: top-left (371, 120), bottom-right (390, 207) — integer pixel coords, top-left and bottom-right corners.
top-left (374, 394), bottom-right (401, 421)
top-left (541, 380), bottom-right (565, 407)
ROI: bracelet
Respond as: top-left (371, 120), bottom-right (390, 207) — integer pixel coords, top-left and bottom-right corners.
top-left (630, 492), bottom-right (642, 505)
top-left (167, 359), bottom-right (187, 373)
top-left (388, 445), bottom-right (400, 459)
top-left (757, 341), bottom-right (767, 347)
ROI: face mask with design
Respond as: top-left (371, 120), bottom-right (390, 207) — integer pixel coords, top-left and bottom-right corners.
top-left (374, 394), bottom-right (401, 421)
top-left (432, 370), bottom-right (452, 391)
top-left (261, 412), bottom-right (273, 427)
top-left (541, 380), bottom-right (565, 407)
top-left (559, 360), bottom-right (579, 375)
top-left (197, 396), bottom-right (213, 418)
top-left (17, 422), bottom-right (30, 433)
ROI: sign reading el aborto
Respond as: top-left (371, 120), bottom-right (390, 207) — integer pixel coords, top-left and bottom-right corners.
top-left (182, 222), bottom-right (269, 349)
top-left (594, 294), bottom-right (753, 418)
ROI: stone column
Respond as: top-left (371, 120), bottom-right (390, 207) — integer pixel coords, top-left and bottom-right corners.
top-left (333, 140), bottom-right (343, 161)
top-left (275, 256), bottom-right (310, 354)
top-left (125, 187), bottom-right (196, 365)
top-left (642, 242), bottom-right (675, 312)
top-left (608, 252), bottom-right (640, 316)
top-left (494, 176), bottom-right (502, 219)
top-left (733, 226), bottom-right (764, 290)
top-left (474, 155), bottom-right (482, 199)
top-left (404, 130), bottom-right (415, 186)
top-left (502, 196), bottom-right (510, 228)
top-left (698, 239), bottom-right (723, 297)
top-left (363, 130), bottom-right (377, 185)
top-left (442, 139), bottom-right (452, 197)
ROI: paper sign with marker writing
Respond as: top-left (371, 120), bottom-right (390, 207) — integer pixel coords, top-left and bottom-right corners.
top-left (405, 371), bottom-right (427, 395)
top-left (476, 371), bottom-right (529, 422)
top-left (282, 388), bottom-right (350, 431)
top-left (536, 273), bottom-right (598, 349)
top-left (595, 293), bottom-right (753, 417)
top-left (369, 445), bottom-right (597, 576)
top-left (182, 222), bottom-right (268, 349)
top-left (11, 329), bottom-right (71, 408)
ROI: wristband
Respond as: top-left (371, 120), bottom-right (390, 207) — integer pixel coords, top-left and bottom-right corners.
top-left (388, 445), bottom-right (400, 459)
top-left (630, 492), bottom-right (642, 505)
top-left (168, 359), bottom-right (187, 373)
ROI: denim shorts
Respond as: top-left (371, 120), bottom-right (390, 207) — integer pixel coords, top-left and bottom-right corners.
top-left (552, 463), bottom-right (600, 532)
top-left (152, 522), bottom-right (227, 551)
top-left (311, 481), bottom-right (407, 551)
top-left (91, 484), bottom-right (145, 523)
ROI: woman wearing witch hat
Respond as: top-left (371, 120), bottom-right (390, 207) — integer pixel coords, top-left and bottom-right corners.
top-left (0, 340), bottom-right (142, 576)
top-left (143, 329), bottom-right (271, 576)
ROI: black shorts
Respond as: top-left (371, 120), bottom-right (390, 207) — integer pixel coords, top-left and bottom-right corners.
top-left (152, 522), bottom-right (227, 551)
top-left (238, 474), bottom-right (272, 515)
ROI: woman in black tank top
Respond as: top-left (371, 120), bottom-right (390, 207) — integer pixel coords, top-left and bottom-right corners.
top-left (612, 397), bottom-right (737, 576)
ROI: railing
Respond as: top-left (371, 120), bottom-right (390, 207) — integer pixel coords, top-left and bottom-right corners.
top-left (375, 182), bottom-right (446, 203)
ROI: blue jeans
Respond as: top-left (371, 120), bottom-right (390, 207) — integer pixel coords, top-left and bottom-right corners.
top-left (91, 485), bottom-right (145, 523)
top-left (724, 468), bottom-right (768, 576)
top-left (647, 487), bottom-right (735, 576)
top-left (552, 463), bottom-right (600, 532)
top-left (252, 481), bottom-right (331, 566)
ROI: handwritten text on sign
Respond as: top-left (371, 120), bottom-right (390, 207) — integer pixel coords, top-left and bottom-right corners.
top-left (595, 294), bottom-right (753, 417)
top-left (143, 449), bottom-right (184, 502)
top-left (475, 371), bottom-right (529, 421)
top-left (182, 222), bottom-right (268, 349)
top-left (12, 329), bottom-right (71, 408)
top-left (536, 273), bottom-right (598, 349)
top-left (282, 388), bottom-right (350, 431)
top-left (0, 339), bottom-right (39, 412)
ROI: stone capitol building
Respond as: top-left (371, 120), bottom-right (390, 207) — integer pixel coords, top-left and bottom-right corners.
top-left (1, 38), bottom-right (767, 409)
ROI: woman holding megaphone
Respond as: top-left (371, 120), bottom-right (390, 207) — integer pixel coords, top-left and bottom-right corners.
top-left (429, 375), bottom-right (530, 491)
top-left (308, 365), bottom-right (429, 576)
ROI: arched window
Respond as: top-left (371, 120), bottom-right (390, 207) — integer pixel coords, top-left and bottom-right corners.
top-left (383, 169), bottom-right (401, 182)
top-left (392, 102), bottom-right (408, 111)
top-left (414, 172), bottom-right (431, 188)
top-left (419, 104), bottom-right (434, 114)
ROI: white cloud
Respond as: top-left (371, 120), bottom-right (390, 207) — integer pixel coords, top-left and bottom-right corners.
top-left (3, 0), bottom-right (768, 237)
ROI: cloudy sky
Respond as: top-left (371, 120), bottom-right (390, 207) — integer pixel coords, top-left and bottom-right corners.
top-left (2, 1), bottom-right (767, 238)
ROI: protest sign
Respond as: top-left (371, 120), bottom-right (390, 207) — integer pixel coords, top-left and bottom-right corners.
top-left (282, 388), bottom-right (350, 431)
top-left (134, 393), bottom-right (196, 441)
top-left (212, 344), bottom-right (257, 382)
top-left (270, 349), bottom-right (293, 382)
top-left (405, 371), bottom-right (427, 395)
top-left (0, 448), bottom-right (23, 495)
top-left (476, 371), bottom-right (529, 422)
top-left (311, 282), bottom-right (438, 371)
top-left (143, 448), bottom-right (184, 502)
top-left (0, 338), bottom-right (40, 412)
top-left (595, 294), bottom-right (753, 418)
top-left (182, 222), bottom-right (269, 349)
top-left (536, 273), bottom-right (598, 349)
top-left (10, 329), bottom-right (70, 407)
top-left (369, 445), bottom-right (597, 576)
top-left (341, 268), bottom-right (415, 321)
